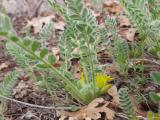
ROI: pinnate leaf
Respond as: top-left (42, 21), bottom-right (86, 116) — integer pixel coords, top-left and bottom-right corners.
top-left (31, 41), bottom-right (41, 52)
top-left (48, 54), bottom-right (56, 64)
top-left (40, 48), bottom-right (48, 58)
top-left (10, 36), bottom-right (19, 42)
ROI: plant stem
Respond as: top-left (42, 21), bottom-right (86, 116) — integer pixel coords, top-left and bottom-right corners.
top-left (82, 62), bottom-right (89, 84)
top-left (158, 103), bottom-right (160, 115)
top-left (140, 35), bottom-right (145, 81)
top-left (64, 44), bottom-right (68, 71)
top-left (85, 33), bottom-right (96, 97)
top-left (132, 43), bottom-right (137, 78)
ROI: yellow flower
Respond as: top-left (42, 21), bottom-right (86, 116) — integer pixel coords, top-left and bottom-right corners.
top-left (96, 73), bottom-right (113, 95)
top-left (96, 73), bottom-right (113, 88)
top-left (80, 72), bottom-right (112, 87)
top-left (80, 72), bottom-right (113, 95)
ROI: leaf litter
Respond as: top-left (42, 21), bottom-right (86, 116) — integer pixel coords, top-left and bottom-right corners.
top-left (58, 98), bottom-right (115, 120)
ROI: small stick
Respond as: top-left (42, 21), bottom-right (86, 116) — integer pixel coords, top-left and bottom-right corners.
top-left (131, 58), bottom-right (160, 66)
top-left (0, 94), bottom-right (72, 110)
top-left (117, 113), bottom-right (146, 120)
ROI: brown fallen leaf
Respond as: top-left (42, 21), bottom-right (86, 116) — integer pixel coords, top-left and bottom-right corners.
top-left (59, 98), bottom-right (115, 120)
top-left (25, 15), bottom-right (65, 34)
top-left (108, 85), bottom-right (120, 105)
top-left (52, 47), bottom-right (60, 62)
top-left (13, 80), bottom-right (33, 99)
top-left (119, 28), bottom-right (136, 42)
top-left (126, 28), bottom-right (136, 42)
top-left (26, 15), bottom-right (54, 34)
top-left (54, 21), bottom-right (66, 31)
top-left (0, 62), bottom-right (10, 71)
top-left (52, 47), bottom-right (60, 55)
top-left (73, 66), bottom-right (82, 80)
top-left (103, 1), bottom-right (123, 14)
top-left (119, 16), bottom-right (131, 27)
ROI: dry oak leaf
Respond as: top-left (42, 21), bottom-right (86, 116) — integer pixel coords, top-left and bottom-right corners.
top-left (59, 98), bottom-right (115, 120)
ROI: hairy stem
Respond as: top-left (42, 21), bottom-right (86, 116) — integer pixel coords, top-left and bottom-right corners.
top-left (0, 94), bottom-right (76, 110)
top-left (140, 35), bottom-right (145, 81)
top-left (85, 33), bottom-right (96, 96)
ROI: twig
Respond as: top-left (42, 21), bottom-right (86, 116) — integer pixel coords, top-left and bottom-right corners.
top-left (0, 94), bottom-right (73, 110)
top-left (131, 58), bottom-right (160, 66)
top-left (116, 113), bottom-right (128, 119)
top-left (137, 115), bottom-right (146, 120)
top-left (117, 113), bottom-right (146, 120)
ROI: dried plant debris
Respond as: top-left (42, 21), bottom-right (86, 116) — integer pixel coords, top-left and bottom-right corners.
top-left (12, 80), bottom-right (34, 99)
top-left (103, 1), bottom-right (123, 15)
top-left (26, 15), bottom-right (66, 34)
top-left (0, 62), bottom-right (10, 71)
top-left (108, 86), bottom-right (119, 105)
top-left (59, 98), bottom-right (115, 120)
